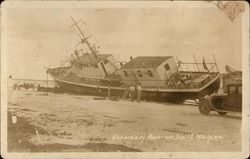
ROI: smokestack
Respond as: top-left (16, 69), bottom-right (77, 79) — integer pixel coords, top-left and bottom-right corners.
top-left (130, 56), bottom-right (133, 60)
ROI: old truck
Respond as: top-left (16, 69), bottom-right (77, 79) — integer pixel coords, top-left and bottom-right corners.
top-left (198, 65), bottom-right (242, 115)
top-left (198, 82), bottom-right (242, 115)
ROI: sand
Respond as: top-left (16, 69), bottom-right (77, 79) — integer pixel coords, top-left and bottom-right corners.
top-left (7, 89), bottom-right (241, 152)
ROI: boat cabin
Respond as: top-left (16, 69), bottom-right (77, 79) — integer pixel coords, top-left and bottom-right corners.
top-left (67, 53), bottom-right (118, 79)
top-left (119, 56), bottom-right (178, 87)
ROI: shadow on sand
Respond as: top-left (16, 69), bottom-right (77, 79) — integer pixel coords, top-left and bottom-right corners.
top-left (7, 111), bottom-right (141, 152)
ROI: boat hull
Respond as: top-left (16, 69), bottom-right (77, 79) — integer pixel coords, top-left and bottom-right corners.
top-left (54, 76), bottom-right (221, 102)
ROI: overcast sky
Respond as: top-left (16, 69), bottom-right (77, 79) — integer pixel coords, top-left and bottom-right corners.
top-left (2, 1), bottom-right (243, 80)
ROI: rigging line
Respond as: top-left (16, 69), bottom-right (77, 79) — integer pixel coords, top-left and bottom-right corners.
top-left (70, 16), bottom-right (98, 59)
top-left (78, 21), bottom-right (101, 52)
top-left (82, 22), bottom-right (101, 49)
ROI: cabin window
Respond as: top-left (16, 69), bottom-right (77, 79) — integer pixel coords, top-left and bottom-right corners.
top-left (148, 70), bottom-right (153, 77)
top-left (137, 70), bottom-right (143, 77)
top-left (94, 64), bottom-right (98, 68)
top-left (229, 86), bottom-right (237, 94)
top-left (124, 71), bottom-right (128, 77)
top-left (164, 63), bottom-right (170, 71)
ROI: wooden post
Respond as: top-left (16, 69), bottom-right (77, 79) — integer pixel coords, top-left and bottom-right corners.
top-left (108, 85), bottom-right (110, 99)
top-left (189, 70), bottom-right (194, 88)
top-left (193, 55), bottom-right (200, 72)
top-left (108, 74), bottom-right (111, 99)
top-left (46, 70), bottom-right (48, 88)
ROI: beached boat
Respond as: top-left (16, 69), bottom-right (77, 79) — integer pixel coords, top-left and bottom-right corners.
top-left (47, 17), bottom-right (221, 103)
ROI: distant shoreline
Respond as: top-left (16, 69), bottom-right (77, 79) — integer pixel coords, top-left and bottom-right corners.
top-left (11, 78), bottom-right (54, 82)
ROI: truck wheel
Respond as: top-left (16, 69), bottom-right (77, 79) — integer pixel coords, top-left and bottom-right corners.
top-left (199, 98), bottom-right (211, 115)
top-left (217, 111), bottom-right (227, 115)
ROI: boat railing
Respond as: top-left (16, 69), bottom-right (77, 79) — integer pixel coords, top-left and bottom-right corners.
top-left (176, 54), bottom-right (219, 73)
top-left (178, 62), bottom-right (219, 73)
top-left (170, 57), bottom-right (219, 89)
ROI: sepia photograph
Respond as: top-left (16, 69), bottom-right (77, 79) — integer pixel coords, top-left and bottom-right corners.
top-left (1, 1), bottom-right (249, 158)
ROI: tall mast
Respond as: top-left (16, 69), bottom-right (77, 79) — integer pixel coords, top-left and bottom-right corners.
top-left (70, 16), bottom-right (98, 59)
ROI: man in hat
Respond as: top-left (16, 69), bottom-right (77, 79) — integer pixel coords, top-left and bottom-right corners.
top-left (129, 83), bottom-right (136, 101)
top-left (137, 83), bottom-right (142, 103)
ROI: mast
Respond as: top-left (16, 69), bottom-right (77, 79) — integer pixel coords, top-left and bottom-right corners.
top-left (70, 16), bottom-right (109, 77)
top-left (70, 16), bottom-right (98, 59)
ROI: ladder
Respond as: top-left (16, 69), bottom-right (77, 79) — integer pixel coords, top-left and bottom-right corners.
top-left (121, 86), bottom-right (130, 100)
top-left (130, 71), bottom-right (139, 84)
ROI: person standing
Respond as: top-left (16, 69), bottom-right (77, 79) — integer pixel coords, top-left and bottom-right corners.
top-left (129, 83), bottom-right (136, 101)
top-left (137, 83), bottom-right (142, 102)
top-left (37, 84), bottom-right (41, 92)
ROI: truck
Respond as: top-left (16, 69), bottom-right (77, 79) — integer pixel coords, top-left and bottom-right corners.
top-left (198, 65), bottom-right (242, 115)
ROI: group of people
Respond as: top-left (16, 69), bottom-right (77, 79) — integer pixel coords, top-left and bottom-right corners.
top-left (129, 82), bottom-right (143, 102)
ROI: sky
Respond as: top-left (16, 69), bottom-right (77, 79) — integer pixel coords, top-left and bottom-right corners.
top-left (2, 1), bottom-right (244, 80)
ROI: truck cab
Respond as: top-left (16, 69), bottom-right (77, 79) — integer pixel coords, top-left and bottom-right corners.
top-left (199, 82), bottom-right (242, 115)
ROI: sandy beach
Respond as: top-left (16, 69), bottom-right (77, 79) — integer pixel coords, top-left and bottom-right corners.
top-left (7, 89), bottom-right (241, 152)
